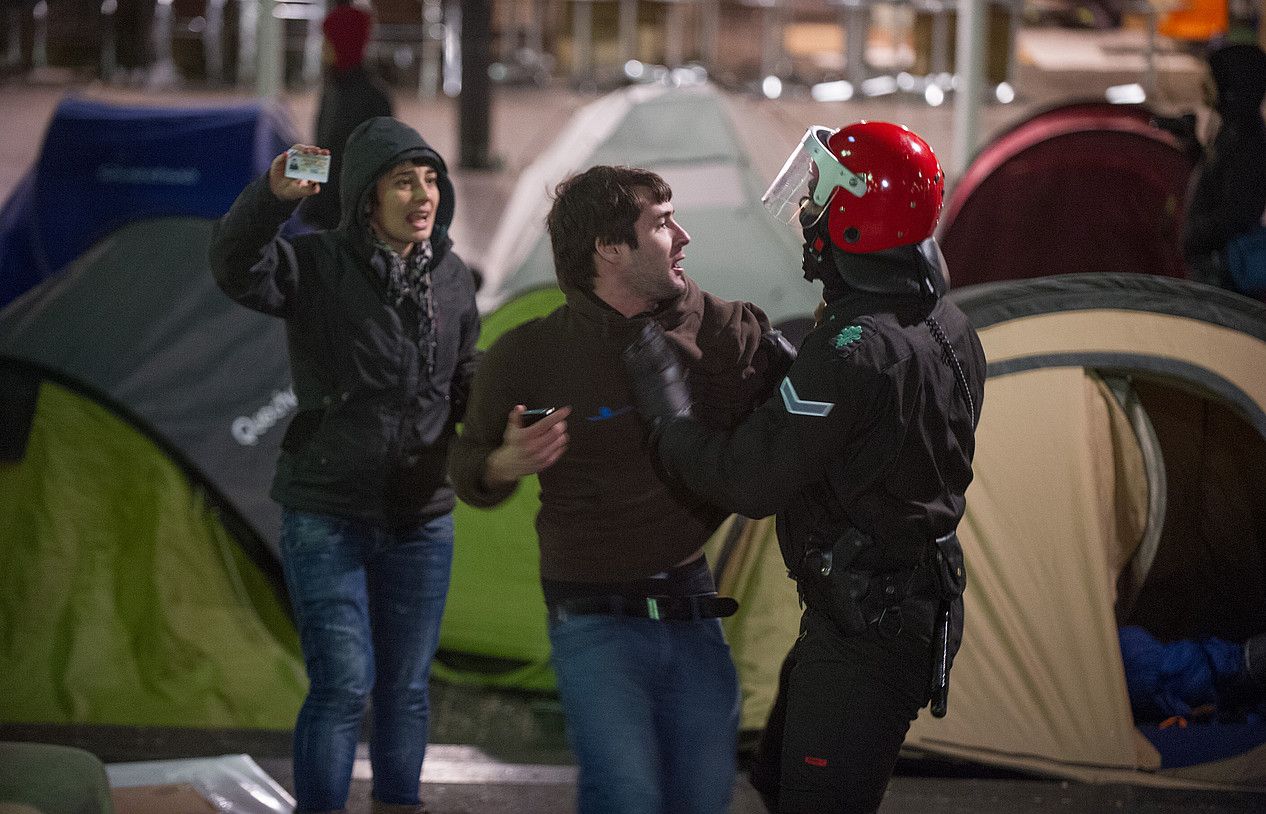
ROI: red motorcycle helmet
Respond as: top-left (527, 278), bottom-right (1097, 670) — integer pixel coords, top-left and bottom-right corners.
top-left (763, 121), bottom-right (945, 254)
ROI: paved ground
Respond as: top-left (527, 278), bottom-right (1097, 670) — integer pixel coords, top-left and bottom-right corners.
top-left (3, 20), bottom-right (1261, 814)
top-left (4, 684), bottom-right (1266, 814)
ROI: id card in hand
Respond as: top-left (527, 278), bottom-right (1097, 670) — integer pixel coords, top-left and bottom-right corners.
top-left (284, 149), bottom-right (330, 183)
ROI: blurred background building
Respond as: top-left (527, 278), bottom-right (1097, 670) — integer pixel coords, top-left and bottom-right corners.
top-left (2, 0), bottom-right (1255, 97)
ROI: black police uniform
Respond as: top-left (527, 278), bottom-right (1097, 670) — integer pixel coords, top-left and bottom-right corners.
top-left (645, 243), bottom-right (986, 813)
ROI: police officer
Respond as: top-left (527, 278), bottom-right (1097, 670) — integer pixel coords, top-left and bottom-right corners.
top-left (623, 121), bottom-right (986, 813)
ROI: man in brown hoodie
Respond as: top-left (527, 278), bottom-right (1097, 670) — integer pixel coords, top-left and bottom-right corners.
top-left (449, 165), bottom-right (793, 813)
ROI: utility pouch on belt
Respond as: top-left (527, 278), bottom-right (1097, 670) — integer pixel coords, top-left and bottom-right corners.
top-left (793, 527), bottom-right (876, 637)
top-left (928, 531), bottom-right (967, 717)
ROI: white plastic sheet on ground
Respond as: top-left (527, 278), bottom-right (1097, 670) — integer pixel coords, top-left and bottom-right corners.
top-left (106, 754), bottom-right (294, 813)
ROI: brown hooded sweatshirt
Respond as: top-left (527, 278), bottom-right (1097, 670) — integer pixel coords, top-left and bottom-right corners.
top-left (448, 276), bottom-right (780, 583)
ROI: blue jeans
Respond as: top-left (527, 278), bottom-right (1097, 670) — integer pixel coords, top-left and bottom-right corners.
top-left (548, 613), bottom-right (740, 814)
top-left (280, 509), bottom-right (453, 811)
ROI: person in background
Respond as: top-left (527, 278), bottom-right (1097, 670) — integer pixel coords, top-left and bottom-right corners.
top-left (448, 165), bottom-right (794, 814)
top-left (302, 0), bottom-right (393, 230)
top-left (1181, 41), bottom-right (1266, 294)
top-left (210, 116), bottom-right (480, 814)
top-left (1120, 626), bottom-right (1266, 722)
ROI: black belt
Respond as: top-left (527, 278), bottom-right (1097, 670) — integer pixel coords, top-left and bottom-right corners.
top-left (548, 594), bottom-right (739, 623)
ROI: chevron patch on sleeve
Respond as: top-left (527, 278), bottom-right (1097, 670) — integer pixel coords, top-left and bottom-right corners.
top-left (780, 377), bottom-right (834, 417)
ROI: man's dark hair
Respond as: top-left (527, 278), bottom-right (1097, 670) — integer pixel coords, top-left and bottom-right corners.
top-left (546, 166), bottom-right (672, 291)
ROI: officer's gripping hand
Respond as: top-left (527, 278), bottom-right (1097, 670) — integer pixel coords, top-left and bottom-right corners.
top-left (762, 328), bottom-right (798, 380)
top-left (622, 322), bottom-right (692, 437)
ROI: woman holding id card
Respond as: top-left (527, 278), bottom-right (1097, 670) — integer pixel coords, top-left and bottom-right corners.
top-left (210, 117), bottom-right (480, 814)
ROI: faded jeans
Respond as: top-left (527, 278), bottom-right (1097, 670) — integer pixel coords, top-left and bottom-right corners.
top-left (280, 509), bottom-right (453, 811)
top-left (548, 613), bottom-right (740, 814)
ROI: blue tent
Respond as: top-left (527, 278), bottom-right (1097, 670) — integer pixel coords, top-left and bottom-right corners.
top-left (0, 97), bottom-right (295, 309)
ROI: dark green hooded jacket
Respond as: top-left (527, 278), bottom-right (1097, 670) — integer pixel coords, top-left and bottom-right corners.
top-left (210, 117), bottom-right (480, 525)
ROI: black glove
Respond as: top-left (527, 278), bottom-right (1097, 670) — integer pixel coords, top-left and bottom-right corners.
top-left (752, 328), bottom-right (798, 405)
top-left (762, 329), bottom-right (797, 382)
top-left (622, 322), bottom-right (692, 434)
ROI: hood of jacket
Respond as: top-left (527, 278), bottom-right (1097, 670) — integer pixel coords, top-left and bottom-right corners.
top-left (337, 116), bottom-right (456, 248)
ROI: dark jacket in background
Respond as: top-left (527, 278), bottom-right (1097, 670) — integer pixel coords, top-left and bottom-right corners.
top-left (210, 117), bottom-right (480, 526)
top-left (1182, 43), bottom-right (1266, 291)
top-left (302, 65), bottom-right (394, 230)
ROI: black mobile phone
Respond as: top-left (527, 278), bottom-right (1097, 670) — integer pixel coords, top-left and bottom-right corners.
top-left (521, 407), bottom-right (557, 426)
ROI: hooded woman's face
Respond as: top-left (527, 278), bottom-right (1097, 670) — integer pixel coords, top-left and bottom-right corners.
top-left (370, 161), bottom-right (440, 255)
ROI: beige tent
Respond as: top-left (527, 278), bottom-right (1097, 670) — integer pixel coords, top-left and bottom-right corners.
top-left (707, 273), bottom-right (1266, 791)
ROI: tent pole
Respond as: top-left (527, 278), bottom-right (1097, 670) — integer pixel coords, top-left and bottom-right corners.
top-left (256, 0), bottom-right (282, 98)
top-left (950, 0), bottom-right (985, 179)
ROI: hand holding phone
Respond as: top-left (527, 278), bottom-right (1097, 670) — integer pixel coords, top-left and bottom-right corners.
top-left (486, 405), bottom-right (570, 485)
top-left (521, 407), bottom-right (557, 426)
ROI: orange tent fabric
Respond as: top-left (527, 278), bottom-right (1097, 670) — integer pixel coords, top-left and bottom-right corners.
top-left (1159, 0), bottom-right (1228, 42)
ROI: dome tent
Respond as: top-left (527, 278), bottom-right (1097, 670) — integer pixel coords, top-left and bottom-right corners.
top-left (906, 273), bottom-right (1266, 787)
top-left (937, 102), bottom-right (1196, 288)
top-left (0, 218), bottom-right (304, 729)
top-left (0, 97), bottom-right (294, 310)
top-left (0, 97), bottom-right (299, 730)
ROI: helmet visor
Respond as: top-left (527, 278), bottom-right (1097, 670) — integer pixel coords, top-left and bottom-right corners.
top-left (761, 126), bottom-right (866, 230)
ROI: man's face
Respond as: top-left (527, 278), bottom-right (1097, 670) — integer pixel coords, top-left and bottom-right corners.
top-left (620, 190), bottom-right (690, 304)
top-left (371, 161), bottom-right (440, 255)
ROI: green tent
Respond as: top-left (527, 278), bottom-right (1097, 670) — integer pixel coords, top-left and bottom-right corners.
top-left (1, 380), bottom-right (304, 728)
top-left (0, 219), bottom-right (303, 729)
top-left (442, 286), bottom-right (565, 690)
top-left (477, 84), bottom-right (814, 325)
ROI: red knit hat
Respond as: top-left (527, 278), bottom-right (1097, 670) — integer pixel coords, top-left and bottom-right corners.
top-left (323, 3), bottom-right (372, 71)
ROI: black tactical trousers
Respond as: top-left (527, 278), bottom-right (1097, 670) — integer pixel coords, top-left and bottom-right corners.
top-left (749, 607), bottom-right (933, 813)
